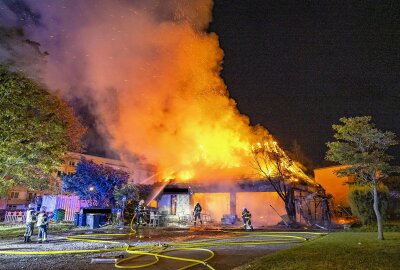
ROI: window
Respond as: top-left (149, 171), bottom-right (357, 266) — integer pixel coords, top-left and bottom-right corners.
top-left (9, 191), bottom-right (19, 199)
top-left (27, 192), bottom-right (35, 201)
top-left (7, 205), bottom-right (17, 210)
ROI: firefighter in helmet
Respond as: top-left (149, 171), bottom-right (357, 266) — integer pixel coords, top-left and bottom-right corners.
top-left (24, 203), bottom-right (37, 243)
top-left (135, 199), bottom-right (146, 228)
top-left (37, 206), bottom-right (49, 243)
top-left (242, 208), bottom-right (254, 231)
top-left (193, 202), bottom-right (202, 226)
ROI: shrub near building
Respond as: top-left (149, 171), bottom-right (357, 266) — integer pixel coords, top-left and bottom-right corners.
top-left (348, 185), bottom-right (390, 225)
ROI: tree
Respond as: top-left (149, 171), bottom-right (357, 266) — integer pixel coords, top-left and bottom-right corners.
top-left (251, 136), bottom-right (311, 226)
top-left (114, 184), bottom-right (139, 224)
top-left (114, 184), bottom-right (139, 205)
top-left (0, 66), bottom-right (86, 196)
top-left (63, 158), bottom-right (129, 207)
top-left (326, 116), bottom-right (398, 240)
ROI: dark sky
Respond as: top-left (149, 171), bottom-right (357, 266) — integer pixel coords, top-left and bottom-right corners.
top-left (210, 1), bottom-right (400, 166)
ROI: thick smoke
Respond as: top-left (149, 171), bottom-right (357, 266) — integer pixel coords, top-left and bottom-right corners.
top-left (1, 0), bottom-right (275, 181)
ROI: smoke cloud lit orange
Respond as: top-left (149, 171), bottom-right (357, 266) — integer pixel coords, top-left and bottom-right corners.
top-left (23, 0), bottom-right (308, 182)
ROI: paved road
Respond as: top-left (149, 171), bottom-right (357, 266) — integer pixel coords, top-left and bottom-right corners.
top-left (0, 228), bottom-right (321, 270)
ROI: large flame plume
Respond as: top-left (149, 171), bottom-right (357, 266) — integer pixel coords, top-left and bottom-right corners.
top-left (10, 0), bottom-right (309, 182)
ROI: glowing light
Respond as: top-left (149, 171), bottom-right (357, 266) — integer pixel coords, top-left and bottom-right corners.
top-left (178, 170), bottom-right (194, 181)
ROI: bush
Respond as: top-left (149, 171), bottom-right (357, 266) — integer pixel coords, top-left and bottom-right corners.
top-left (116, 184), bottom-right (154, 224)
top-left (348, 185), bottom-right (390, 225)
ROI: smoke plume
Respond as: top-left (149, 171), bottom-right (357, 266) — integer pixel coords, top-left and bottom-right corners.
top-left (1, 0), bottom-right (302, 182)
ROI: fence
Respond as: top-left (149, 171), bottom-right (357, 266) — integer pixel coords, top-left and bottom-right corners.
top-left (4, 211), bottom-right (25, 224)
top-left (54, 195), bottom-right (83, 221)
top-left (3, 195), bottom-right (87, 223)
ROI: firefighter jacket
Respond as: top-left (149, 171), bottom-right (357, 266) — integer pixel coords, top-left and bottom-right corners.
top-left (194, 204), bottom-right (202, 214)
top-left (135, 204), bottom-right (145, 214)
top-left (37, 212), bottom-right (48, 227)
top-left (25, 209), bottom-right (37, 224)
top-left (242, 210), bottom-right (251, 219)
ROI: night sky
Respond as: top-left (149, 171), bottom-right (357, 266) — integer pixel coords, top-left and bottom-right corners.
top-left (210, 1), bottom-right (400, 166)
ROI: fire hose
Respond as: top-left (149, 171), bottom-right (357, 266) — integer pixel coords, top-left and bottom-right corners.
top-left (0, 215), bottom-right (326, 269)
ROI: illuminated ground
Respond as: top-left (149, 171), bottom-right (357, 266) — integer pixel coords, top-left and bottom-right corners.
top-left (0, 226), bottom-right (323, 270)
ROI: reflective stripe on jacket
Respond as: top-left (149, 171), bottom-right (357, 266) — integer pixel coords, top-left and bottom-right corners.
top-left (242, 210), bottom-right (251, 218)
top-left (26, 209), bottom-right (36, 223)
top-left (37, 212), bottom-right (48, 226)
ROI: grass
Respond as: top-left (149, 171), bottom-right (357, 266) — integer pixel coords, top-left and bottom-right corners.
top-left (0, 222), bottom-right (76, 238)
top-left (350, 222), bottom-right (400, 232)
top-left (238, 232), bottom-right (400, 270)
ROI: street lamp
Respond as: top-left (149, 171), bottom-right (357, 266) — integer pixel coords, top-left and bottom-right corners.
top-left (88, 186), bottom-right (95, 206)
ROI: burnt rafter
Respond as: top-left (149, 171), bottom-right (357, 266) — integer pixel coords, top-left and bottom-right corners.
top-left (157, 179), bottom-right (307, 194)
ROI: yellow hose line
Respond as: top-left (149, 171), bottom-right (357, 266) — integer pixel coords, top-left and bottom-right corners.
top-left (0, 212), bottom-right (327, 270)
top-left (0, 247), bottom-right (127, 255)
top-left (115, 247), bottom-right (161, 269)
top-left (130, 213), bottom-right (137, 232)
top-left (124, 247), bottom-right (215, 270)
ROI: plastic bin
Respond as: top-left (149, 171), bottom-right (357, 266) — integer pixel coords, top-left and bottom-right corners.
top-left (74, 212), bottom-right (80, 226)
top-left (87, 214), bottom-right (101, 229)
top-left (79, 213), bottom-right (87, 226)
top-left (53, 209), bottom-right (66, 222)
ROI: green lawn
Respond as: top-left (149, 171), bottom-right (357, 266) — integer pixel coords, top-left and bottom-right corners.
top-left (239, 232), bottom-right (400, 270)
top-left (0, 222), bottom-right (76, 238)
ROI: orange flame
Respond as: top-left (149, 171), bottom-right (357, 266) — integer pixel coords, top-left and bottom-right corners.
top-left (101, 25), bottom-right (308, 182)
top-left (39, 2), bottom-right (309, 183)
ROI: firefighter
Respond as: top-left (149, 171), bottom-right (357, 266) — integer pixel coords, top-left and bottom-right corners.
top-left (193, 202), bottom-right (202, 226)
top-left (37, 206), bottom-right (49, 243)
top-left (135, 199), bottom-right (146, 228)
top-left (242, 208), bottom-right (254, 231)
top-left (24, 203), bottom-right (37, 243)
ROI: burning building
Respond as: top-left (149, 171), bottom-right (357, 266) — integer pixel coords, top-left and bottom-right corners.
top-left (147, 141), bottom-right (327, 227)
top-left (1, 1), bottom-right (333, 226)
top-left (152, 175), bottom-right (329, 227)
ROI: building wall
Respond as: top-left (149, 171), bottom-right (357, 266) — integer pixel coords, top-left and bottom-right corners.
top-left (191, 192), bottom-right (285, 226)
top-left (62, 152), bottom-right (156, 184)
top-left (176, 194), bottom-right (190, 216)
top-left (158, 194), bottom-right (191, 223)
top-left (236, 192), bottom-right (285, 225)
top-left (314, 165), bottom-right (351, 207)
top-left (0, 198), bottom-right (7, 210)
top-left (192, 193), bottom-right (230, 223)
top-left (5, 186), bottom-right (42, 210)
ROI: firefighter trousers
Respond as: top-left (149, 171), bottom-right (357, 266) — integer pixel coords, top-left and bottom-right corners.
top-left (24, 223), bottom-right (34, 237)
top-left (38, 225), bottom-right (48, 241)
